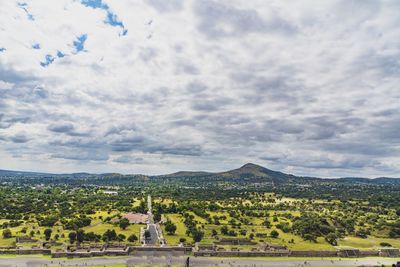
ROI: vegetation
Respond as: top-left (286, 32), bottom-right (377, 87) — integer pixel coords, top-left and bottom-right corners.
top-left (0, 163), bottom-right (399, 251)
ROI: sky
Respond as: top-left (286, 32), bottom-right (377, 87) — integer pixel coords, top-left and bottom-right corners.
top-left (0, 0), bottom-right (399, 177)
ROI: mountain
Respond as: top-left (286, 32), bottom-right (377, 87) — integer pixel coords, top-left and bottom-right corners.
top-left (0, 163), bottom-right (399, 185)
top-left (163, 171), bottom-right (213, 178)
top-left (215, 163), bottom-right (303, 183)
top-left (161, 163), bottom-right (317, 184)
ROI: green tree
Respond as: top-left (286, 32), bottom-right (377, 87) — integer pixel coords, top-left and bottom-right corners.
top-left (325, 232), bottom-right (338, 246)
top-left (303, 233), bottom-right (317, 242)
top-left (144, 230), bottom-right (151, 239)
top-left (44, 228), bottom-right (52, 241)
top-left (119, 218), bottom-right (130, 230)
top-left (127, 234), bottom-right (138, 243)
top-left (117, 233), bottom-right (126, 242)
top-left (165, 221), bottom-right (177, 235)
top-left (192, 229), bottom-right (204, 242)
top-left (2, 229), bottom-right (12, 239)
top-left (263, 219), bottom-right (271, 228)
top-left (68, 231), bottom-right (77, 244)
top-left (76, 229), bottom-right (85, 243)
top-left (270, 230), bottom-right (279, 238)
top-left (102, 229), bottom-right (117, 242)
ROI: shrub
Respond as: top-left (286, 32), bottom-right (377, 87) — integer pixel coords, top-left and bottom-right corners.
top-left (128, 234), bottom-right (138, 243)
top-left (2, 229), bottom-right (12, 239)
top-left (270, 230), bottom-right (279, 238)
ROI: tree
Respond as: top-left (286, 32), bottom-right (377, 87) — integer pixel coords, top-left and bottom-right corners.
top-left (119, 218), bottom-right (130, 230)
top-left (263, 219), bottom-right (271, 228)
top-left (211, 229), bottom-right (218, 236)
top-left (102, 229), bottom-right (117, 242)
top-left (2, 229), bottom-right (11, 239)
top-left (303, 233), bottom-right (317, 242)
top-left (68, 231), bottom-right (77, 244)
top-left (355, 229), bottom-right (368, 239)
top-left (270, 230), bottom-right (279, 238)
top-left (44, 228), bottom-right (52, 241)
top-left (165, 221), bottom-right (177, 235)
top-left (144, 230), bottom-right (151, 239)
top-left (179, 237), bottom-right (186, 243)
top-left (117, 234), bottom-right (126, 242)
top-left (128, 234), bottom-right (138, 243)
top-left (76, 229), bottom-right (85, 243)
top-left (220, 225), bottom-right (229, 235)
top-left (192, 229), bottom-right (204, 242)
top-left (380, 242), bottom-right (392, 247)
top-left (325, 232), bottom-right (338, 246)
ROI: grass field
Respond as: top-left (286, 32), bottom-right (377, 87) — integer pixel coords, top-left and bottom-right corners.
top-left (161, 214), bottom-right (187, 245)
top-left (338, 236), bottom-right (400, 250)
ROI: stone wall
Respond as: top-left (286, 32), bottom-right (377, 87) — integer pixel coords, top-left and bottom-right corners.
top-left (0, 249), bottom-right (17, 254)
top-left (194, 251), bottom-right (290, 257)
top-left (289, 250), bottom-right (338, 257)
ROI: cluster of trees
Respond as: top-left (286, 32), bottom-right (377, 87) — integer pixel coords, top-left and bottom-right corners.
top-left (182, 213), bottom-right (204, 242)
top-left (164, 220), bottom-right (177, 235)
top-left (66, 229), bottom-right (138, 244)
top-left (292, 213), bottom-right (339, 244)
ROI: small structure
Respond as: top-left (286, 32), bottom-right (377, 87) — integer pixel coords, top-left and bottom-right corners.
top-left (214, 237), bottom-right (257, 246)
top-left (103, 190), bottom-right (118, 195)
top-left (379, 248), bottom-right (400, 257)
top-left (337, 248), bottom-right (360, 257)
top-left (262, 242), bottom-right (287, 251)
top-left (16, 236), bottom-right (37, 243)
top-left (112, 212), bottom-right (149, 224)
top-left (196, 243), bottom-right (216, 252)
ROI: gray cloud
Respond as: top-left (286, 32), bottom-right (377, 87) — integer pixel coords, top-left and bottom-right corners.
top-left (193, 0), bottom-right (296, 38)
top-left (113, 155), bottom-right (144, 164)
top-left (9, 133), bottom-right (29, 143)
top-left (145, 0), bottom-right (183, 12)
top-left (48, 123), bottom-right (75, 133)
top-left (0, 0), bottom-right (399, 176)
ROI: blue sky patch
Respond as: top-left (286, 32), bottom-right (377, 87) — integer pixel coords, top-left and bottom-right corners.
top-left (17, 2), bottom-right (34, 20)
top-left (106, 12), bottom-right (124, 28)
top-left (57, 51), bottom-right (65, 58)
top-left (81, 0), bottom-right (108, 9)
top-left (80, 0), bottom-right (126, 35)
top-left (73, 34), bottom-right (88, 53)
top-left (40, 54), bottom-right (55, 67)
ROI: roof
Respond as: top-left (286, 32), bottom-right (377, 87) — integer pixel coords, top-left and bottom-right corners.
top-left (122, 212), bottom-right (149, 224)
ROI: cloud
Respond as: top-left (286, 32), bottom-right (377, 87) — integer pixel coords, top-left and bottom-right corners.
top-left (0, 0), bottom-right (399, 176)
top-left (80, 0), bottom-right (127, 35)
top-left (193, 0), bottom-right (296, 38)
top-left (48, 123), bottom-right (75, 133)
top-left (9, 133), bottom-right (30, 143)
top-left (113, 155), bottom-right (144, 164)
top-left (145, 0), bottom-right (183, 13)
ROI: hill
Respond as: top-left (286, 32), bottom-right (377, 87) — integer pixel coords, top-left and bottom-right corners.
top-left (1, 163), bottom-right (399, 185)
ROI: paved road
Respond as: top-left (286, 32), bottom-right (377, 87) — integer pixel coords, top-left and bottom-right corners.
top-left (0, 256), bottom-right (398, 267)
top-left (145, 223), bottom-right (159, 245)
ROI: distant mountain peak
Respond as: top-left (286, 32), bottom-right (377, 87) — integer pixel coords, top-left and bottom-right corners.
top-left (239, 163), bottom-right (266, 170)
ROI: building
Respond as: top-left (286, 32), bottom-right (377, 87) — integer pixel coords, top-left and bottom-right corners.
top-left (121, 212), bottom-right (149, 224)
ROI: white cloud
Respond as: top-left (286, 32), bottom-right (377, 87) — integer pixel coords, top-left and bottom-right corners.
top-left (0, 0), bottom-right (399, 177)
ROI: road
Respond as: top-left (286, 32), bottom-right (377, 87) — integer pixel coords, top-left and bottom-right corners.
top-left (0, 256), bottom-right (398, 267)
top-left (145, 223), bottom-right (159, 245)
